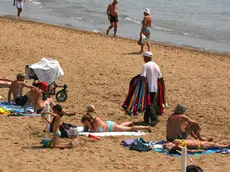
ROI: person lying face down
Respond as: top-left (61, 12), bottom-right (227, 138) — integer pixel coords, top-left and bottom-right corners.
top-left (163, 139), bottom-right (230, 154)
top-left (81, 113), bottom-right (151, 132)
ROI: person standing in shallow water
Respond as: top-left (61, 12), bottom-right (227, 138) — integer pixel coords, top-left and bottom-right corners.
top-left (106, 0), bottom-right (118, 37)
top-left (13, 0), bottom-right (25, 17)
top-left (138, 8), bottom-right (152, 53)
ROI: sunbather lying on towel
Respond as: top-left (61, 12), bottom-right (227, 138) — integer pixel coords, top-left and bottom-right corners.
top-left (81, 113), bottom-right (151, 132)
top-left (163, 139), bottom-right (230, 153)
top-left (0, 77), bottom-right (12, 87)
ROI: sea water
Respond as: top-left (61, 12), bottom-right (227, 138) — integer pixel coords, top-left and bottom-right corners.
top-left (0, 0), bottom-right (229, 54)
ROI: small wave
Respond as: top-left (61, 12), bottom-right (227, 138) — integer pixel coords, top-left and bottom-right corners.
top-left (125, 17), bottom-right (141, 25)
top-left (29, 0), bottom-right (42, 5)
top-left (77, 17), bottom-right (83, 20)
top-left (152, 25), bottom-right (174, 32)
top-left (93, 30), bottom-right (101, 33)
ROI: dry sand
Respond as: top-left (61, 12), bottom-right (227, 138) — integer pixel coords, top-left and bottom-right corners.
top-left (0, 16), bottom-right (230, 172)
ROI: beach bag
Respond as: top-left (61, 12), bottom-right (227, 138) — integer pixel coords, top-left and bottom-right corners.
top-left (141, 34), bottom-right (149, 45)
top-left (186, 165), bottom-right (203, 172)
top-left (60, 122), bottom-right (77, 138)
top-left (40, 138), bottom-right (52, 148)
top-left (130, 137), bottom-right (152, 151)
top-left (137, 34), bottom-right (149, 45)
top-left (67, 127), bottom-right (79, 138)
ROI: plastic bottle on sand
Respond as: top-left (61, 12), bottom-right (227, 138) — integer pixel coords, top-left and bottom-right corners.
top-left (88, 134), bottom-right (100, 140)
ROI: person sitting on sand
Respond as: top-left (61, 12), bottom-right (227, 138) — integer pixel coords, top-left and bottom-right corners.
top-left (166, 104), bottom-right (209, 142)
top-left (41, 104), bottom-right (73, 149)
top-left (81, 113), bottom-right (151, 132)
top-left (8, 73), bottom-right (35, 106)
top-left (163, 139), bottom-right (230, 153)
top-left (24, 81), bottom-right (75, 115)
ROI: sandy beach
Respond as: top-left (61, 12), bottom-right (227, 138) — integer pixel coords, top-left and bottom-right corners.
top-left (0, 16), bottom-right (230, 172)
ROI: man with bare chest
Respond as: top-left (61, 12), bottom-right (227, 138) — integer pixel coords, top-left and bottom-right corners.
top-left (8, 73), bottom-right (34, 106)
top-left (106, 0), bottom-right (118, 37)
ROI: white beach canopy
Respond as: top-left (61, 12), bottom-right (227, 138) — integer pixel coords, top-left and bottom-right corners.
top-left (29, 58), bottom-right (64, 85)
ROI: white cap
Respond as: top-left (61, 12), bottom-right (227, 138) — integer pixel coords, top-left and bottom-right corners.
top-left (143, 52), bottom-right (152, 58)
top-left (144, 8), bottom-right (150, 15)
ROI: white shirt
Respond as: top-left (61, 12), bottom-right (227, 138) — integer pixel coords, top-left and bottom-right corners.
top-left (141, 61), bottom-right (162, 92)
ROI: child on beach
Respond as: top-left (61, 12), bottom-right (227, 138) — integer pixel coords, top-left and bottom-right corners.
top-left (13, 0), bottom-right (25, 17)
top-left (81, 113), bottom-right (151, 132)
top-left (42, 104), bottom-right (73, 149)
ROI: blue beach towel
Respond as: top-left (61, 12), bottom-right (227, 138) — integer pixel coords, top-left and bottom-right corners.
top-left (0, 101), bottom-right (34, 114)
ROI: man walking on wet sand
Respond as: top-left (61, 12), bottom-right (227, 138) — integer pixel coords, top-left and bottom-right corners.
top-left (13, 0), bottom-right (25, 17)
top-left (106, 0), bottom-right (118, 37)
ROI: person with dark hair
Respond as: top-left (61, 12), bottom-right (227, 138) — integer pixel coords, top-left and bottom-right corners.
top-left (42, 104), bottom-right (73, 149)
top-left (166, 104), bottom-right (209, 142)
top-left (81, 113), bottom-right (151, 132)
top-left (106, 0), bottom-right (119, 37)
top-left (163, 139), bottom-right (230, 153)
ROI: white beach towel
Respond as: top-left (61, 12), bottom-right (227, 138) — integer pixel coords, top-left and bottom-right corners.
top-left (77, 126), bottom-right (146, 136)
top-left (29, 58), bottom-right (64, 85)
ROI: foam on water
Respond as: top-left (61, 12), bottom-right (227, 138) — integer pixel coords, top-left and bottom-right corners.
top-left (0, 0), bottom-right (229, 54)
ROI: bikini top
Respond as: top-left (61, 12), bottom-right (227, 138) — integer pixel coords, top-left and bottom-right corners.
top-left (174, 139), bottom-right (187, 147)
top-left (142, 17), bottom-right (151, 27)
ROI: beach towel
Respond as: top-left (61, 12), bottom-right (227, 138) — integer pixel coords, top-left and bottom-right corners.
top-left (120, 138), bottom-right (230, 156)
top-left (122, 74), bottom-right (150, 115)
top-left (0, 101), bottom-right (34, 114)
top-left (28, 58), bottom-right (64, 85)
top-left (122, 75), bottom-right (166, 116)
top-left (77, 126), bottom-right (146, 137)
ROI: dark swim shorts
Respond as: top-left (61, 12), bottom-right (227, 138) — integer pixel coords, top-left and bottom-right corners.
top-left (166, 132), bottom-right (188, 142)
top-left (15, 95), bottom-right (28, 106)
top-left (110, 15), bottom-right (118, 22)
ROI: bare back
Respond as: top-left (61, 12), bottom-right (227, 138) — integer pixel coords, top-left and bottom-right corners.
top-left (143, 16), bottom-right (152, 28)
top-left (27, 87), bottom-right (44, 112)
top-left (9, 80), bottom-right (24, 100)
top-left (52, 116), bottom-right (61, 132)
top-left (166, 114), bottom-right (188, 138)
top-left (93, 117), bottom-right (109, 132)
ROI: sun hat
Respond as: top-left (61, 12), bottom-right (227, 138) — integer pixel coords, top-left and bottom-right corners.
top-left (144, 8), bottom-right (150, 15)
top-left (174, 104), bottom-right (187, 114)
top-left (16, 73), bottom-right (26, 78)
top-left (143, 52), bottom-right (152, 58)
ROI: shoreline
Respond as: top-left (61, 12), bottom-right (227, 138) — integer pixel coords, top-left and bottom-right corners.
top-left (1, 14), bottom-right (230, 172)
top-left (1, 15), bottom-right (229, 57)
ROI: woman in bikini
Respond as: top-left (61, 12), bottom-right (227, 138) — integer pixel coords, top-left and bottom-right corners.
top-left (81, 113), bottom-right (151, 132)
top-left (42, 104), bottom-right (73, 148)
top-left (163, 139), bottom-right (230, 153)
top-left (138, 8), bottom-right (152, 53)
